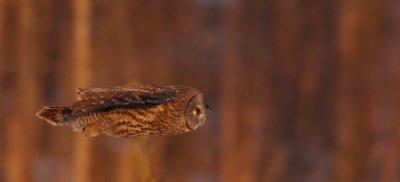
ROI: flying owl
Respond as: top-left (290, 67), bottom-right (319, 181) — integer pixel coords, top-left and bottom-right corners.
top-left (36, 84), bottom-right (211, 137)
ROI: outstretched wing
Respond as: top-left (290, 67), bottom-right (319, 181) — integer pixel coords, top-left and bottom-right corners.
top-left (71, 85), bottom-right (175, 115)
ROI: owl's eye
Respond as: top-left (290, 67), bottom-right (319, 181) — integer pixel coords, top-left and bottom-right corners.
top-left (192, 108), bottom-right (200, 115)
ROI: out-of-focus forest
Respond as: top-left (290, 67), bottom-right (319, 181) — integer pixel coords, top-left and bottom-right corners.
top-left (0, 0), bottom-right (399, 182)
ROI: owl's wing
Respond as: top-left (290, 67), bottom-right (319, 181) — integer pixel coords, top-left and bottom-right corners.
top-left (71, 86), bottom-right (175, 115)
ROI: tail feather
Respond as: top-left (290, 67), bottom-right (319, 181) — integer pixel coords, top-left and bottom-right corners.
top-left (36, 106), bottom-right (71, 126)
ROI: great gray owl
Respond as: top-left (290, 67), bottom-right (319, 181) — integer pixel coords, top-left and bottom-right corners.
top-left (36, 84), bottom-right (211, 137)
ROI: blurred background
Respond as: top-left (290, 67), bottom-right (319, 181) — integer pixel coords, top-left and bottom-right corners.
top-left (1, 0), bottom-right (400, 181)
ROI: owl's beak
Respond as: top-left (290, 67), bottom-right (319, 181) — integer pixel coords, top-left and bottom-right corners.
top-left (205, 104), bottom-right (212, 112)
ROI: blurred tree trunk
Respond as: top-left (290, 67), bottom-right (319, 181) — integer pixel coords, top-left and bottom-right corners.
top-left (72, 0), bottom-right (92, 182)
top-left (3, 0), bottom-right (42, 181)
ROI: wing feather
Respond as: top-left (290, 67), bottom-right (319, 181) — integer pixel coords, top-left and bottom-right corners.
top-left (71, 86), bottom-right (175, 115)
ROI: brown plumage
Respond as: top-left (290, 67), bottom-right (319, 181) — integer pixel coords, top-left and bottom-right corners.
top-left (36, 84), bottom-right (210, 137)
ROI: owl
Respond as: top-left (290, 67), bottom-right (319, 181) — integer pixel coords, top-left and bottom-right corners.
top-left (36, 84), bottom-right (211, 137)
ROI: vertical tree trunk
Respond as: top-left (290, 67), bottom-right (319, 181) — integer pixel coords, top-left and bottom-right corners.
top-left (219, 1), bottom-right (242, 181)
top-left (72, 0), bottom-right (92, 181)
top-left (4, 0), bottom-right (41, 181)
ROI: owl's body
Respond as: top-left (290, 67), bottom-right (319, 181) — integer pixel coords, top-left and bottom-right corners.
top-left (37, 85), bottom-right (209, 137)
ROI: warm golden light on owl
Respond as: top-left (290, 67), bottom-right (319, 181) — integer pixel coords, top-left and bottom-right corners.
top-left (36, 84), bottom-right (210, 138)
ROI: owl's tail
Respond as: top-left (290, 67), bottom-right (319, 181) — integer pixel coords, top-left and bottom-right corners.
top-left (36, 106), bottom-right (72, 127)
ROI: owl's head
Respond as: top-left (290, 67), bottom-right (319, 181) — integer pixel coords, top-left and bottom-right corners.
top-left (184, 94), bottom-right (210, 131)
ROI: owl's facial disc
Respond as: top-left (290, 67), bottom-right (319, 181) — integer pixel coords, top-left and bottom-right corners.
top-left (185, 95), bottom-right (206, 130)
